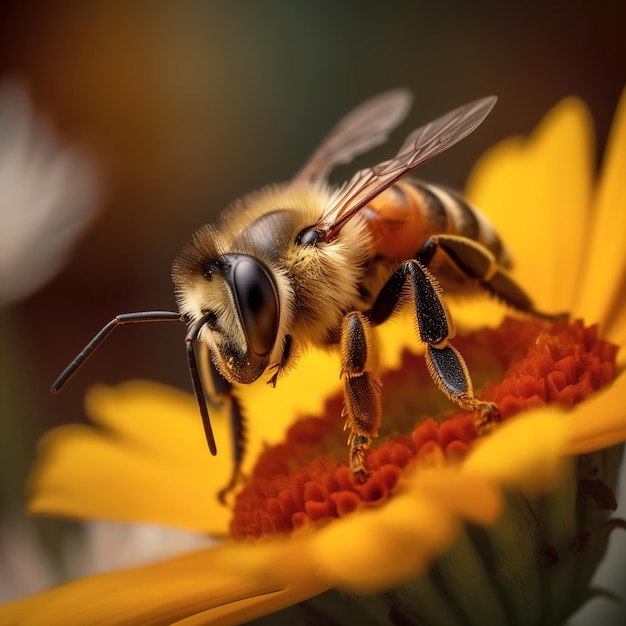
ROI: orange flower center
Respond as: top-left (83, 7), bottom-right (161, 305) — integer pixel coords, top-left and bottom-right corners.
top-left (230, 318), bottom-right (617, 540)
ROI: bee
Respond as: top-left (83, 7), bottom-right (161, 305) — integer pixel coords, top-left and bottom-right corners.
top-left (53, 90), bottom-right (554, 502)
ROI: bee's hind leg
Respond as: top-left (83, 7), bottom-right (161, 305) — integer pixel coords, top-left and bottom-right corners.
top-left (417, 234), bottom-right (566, 320)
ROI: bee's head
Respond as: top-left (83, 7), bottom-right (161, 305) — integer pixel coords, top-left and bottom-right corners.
top-left (172, 228), bottom-right (281, 384)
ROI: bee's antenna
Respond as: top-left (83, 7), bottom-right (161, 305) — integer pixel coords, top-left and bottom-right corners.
top-left (185, 312), bottom-right (217, 456)
top-left (51, 311), bottom-right (183, 393)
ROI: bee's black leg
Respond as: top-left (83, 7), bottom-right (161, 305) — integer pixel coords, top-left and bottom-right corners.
top-left (417, 235), bottom-right (565, 320)
top-left (370, 260), bottom-right (498, 425)
top-left (217, 395), bottom-right (246, 505)
top-left (266, 334), bottom-right (293, 388)
top-left (198, 349), bottom-right (247, 505)
top-left (340, 312), bottom-right (382, 479)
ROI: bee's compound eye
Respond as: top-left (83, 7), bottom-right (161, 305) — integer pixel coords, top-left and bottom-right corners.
top-left (232, 258), bottom-right (279, 356)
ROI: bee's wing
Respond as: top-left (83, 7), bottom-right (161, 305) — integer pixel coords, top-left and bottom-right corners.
top-left (317, 96), bottom-right (497, 240)
top-left (291, 89), bottom-right (412, 186)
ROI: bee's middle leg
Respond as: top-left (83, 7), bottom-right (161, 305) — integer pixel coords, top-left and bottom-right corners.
top-left (340, 311), bottom-right (382, 480)
top-left (370, 260), bottom-right (499, 430)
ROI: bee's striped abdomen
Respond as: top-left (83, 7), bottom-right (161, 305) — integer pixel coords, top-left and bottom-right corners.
top-left (410, 181), bottom-right (512, 268)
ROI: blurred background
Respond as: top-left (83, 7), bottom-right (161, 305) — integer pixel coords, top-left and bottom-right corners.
top-left (0, 0), bottom-right (624, 619)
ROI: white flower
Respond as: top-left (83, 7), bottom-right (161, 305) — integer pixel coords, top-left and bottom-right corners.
top-left (0, 81), bottom-right (100, 304)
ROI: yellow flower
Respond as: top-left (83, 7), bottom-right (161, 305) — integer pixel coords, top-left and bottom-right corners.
top-left (1, 87), bottom-right (625, 625)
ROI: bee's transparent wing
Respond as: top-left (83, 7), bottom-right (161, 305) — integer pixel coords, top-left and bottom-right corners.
top-left (291, 89), bottom-right (412, 186)
top-left (317, 96), bottom-right (497, 240)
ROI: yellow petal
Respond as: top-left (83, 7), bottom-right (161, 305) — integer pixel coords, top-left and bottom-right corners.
top-left (84, 382), bottom-right (230, 461)
top-left (565, 370), bottom-right (626, 454)
top-left (28, 382), bottom-right (231, 535)
top-left (401, 469), bottom-right (502, 526)
top-left (462, 409), bottom-right (568, 492)
top-left (466, 98), bottom-right (594, 314)
top-left (573, 86), bottom-right (626, 343)
top-left (309, 491), bottom-right (456, 592)
top-left (169, 584), bottom-right (328, 626)
top-left (0, 546), bottom-right (325, 626)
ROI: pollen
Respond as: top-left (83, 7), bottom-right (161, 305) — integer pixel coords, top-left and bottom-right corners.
top-left (229, 318), bottom-right (617, 540)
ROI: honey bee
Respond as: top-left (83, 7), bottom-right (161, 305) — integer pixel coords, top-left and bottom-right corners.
top-left (53, 90), bottom-right (554, 501)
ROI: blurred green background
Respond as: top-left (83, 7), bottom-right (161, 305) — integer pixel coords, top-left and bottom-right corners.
top-left (0, 0), bottom-right (624, 616)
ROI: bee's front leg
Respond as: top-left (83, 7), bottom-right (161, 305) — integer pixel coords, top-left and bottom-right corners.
top-left (340, 312), bottom-right (382, 480)
top-left (266, 334), bottom-right (293, 388)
